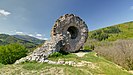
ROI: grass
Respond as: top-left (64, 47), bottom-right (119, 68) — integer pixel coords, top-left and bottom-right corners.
top-left (107, 22), bottom-right (133, 40)
top-left (22, 62), bottom-right (46, 70)
top-left (22, 62), bottom-right (92, 75)
top-left (0, 51), bottom-right (132, 75)
top-left (0, 63), bottom-right (4, 68)
top-left (48, 52), bottom-right (78, 62)
top-left (87, 21), bottom-right (133, 43)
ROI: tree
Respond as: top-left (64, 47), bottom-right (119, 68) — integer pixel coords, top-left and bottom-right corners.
top-left (0, 43), bottom-right (27, 64)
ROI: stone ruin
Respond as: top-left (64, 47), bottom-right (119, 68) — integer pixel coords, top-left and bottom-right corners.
top-left (15, 14), bottom-right (88, 64)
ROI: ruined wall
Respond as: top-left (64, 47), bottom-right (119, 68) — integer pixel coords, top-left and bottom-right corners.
top-left (51, 14), bottom-right (88, 52)
top-left (15, 14), bottom-right (88, 64)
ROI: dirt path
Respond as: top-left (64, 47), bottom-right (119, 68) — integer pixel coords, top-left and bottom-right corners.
top-left (128, 70), bottom-right (133, 74)
top-left (73, 52), bottom-right (88, 57)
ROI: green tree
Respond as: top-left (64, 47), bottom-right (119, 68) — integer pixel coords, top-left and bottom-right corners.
top-left (0, 43), bottom-right (27, 64)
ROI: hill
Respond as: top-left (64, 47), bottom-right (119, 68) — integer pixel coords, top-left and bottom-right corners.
top-left (0, 34), bottom-right (43, 50)
top-left (13, 35), bottom-right (45, 45)
top-left (84, 21), bottom-right (133, 71)
top-left (89, 21), bottom-right (133, 41)
top-left (84, 21), bottom-right (133, 50)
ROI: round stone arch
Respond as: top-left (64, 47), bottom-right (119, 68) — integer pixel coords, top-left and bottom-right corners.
top-left (51, 14), bottom-right (88, 52)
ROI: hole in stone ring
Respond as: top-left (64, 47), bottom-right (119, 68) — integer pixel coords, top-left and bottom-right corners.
top-left (67, 26), bottom-right (78, 39)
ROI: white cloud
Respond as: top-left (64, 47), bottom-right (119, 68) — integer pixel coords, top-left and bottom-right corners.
top-left (130, 6), bottom-right (133, 10)
top-left (43, 38), bottom-right (48, 40)
top-left (15, 31), bottom-right (48, 40)
top-left (36, 34), bottom-right (42, 37)
top-left (16, 31), bottom-right (24, 34)
top-left (37, 37), bottom-right (48, 40)
top-left (35, 33), bottom-right (48, 40)
top-left (0, 9), bottom-right (11, 16)
top-left (28, 34), bottom-right (34, 37)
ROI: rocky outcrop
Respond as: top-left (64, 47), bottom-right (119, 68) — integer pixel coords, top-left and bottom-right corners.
top-left (15, 14), bottom-right (88, 64)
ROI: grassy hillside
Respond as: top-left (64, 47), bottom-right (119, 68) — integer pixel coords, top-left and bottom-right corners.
top-left (0, 52), bottom-right (132, 75)
top-left (0, 34), bottom-right (39, 50)
top-left (13, 35), bottom-right (45, 45)
top-left (84, 21), bottom-right (133, 71)
top-left (89, 21), bottom-right (133, 41)
top-left (84, 21), bottom-right (133, 50)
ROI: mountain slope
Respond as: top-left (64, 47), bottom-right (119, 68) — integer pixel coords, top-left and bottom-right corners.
top-left (84, 21), bottom-right (133, 71)
top-left (13, 35), bottom-right (45, 45)
top-left (84, 21), bottom-right (133, 50)
top-left (0, 34), bottom-right (37, 49)
top-left (89, 21), bottom-right (133, 41)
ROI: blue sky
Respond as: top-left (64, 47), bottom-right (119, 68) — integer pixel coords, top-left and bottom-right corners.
top-left (0, 0), bottom-right (133, 39)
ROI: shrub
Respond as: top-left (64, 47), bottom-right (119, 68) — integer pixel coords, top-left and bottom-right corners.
top-left (94, 40), bottom-right (133, 70)
top-left (90, 26), bottom-right (121, 41)
top-left (48, 52), bottom-right (63, 58)
top-left (84, 39), bottom-right (103, 50)
top-left (103, 26), bottom-right (121, 33)
top-left (90, 30), bottom-right (109, 41)
top-left (98, 33), bottom-right (109, 41)
top-left (0, 43), bottom-right (28, 64)
top-left (84, 45), bottom-right (94, 50)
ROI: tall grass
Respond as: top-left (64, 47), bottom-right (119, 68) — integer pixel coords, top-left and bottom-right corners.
top-left (94, 40), bottom-right (133, 70)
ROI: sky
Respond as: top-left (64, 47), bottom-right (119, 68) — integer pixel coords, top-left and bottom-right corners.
top-left (0, 0), bottom-right (133, 40)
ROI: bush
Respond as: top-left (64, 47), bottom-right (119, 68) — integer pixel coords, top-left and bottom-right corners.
top-left (90, 26), bottom-right (121, 41)
top-left (48, 52), bottom-right (63, 58)
top-left (84, 45), bottom-right (94, 50)
top-left (0, 43), bottom-right (28, 64)
top-left (103, 26), bottom-right (121, 33)
top-left (90, 30), bottom-right (109, 41)
top-left (94, 40), bottom-right (133, 70)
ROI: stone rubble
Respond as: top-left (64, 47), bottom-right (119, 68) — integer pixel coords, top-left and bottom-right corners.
top-left (36, 59), bottom-right (97, 69)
